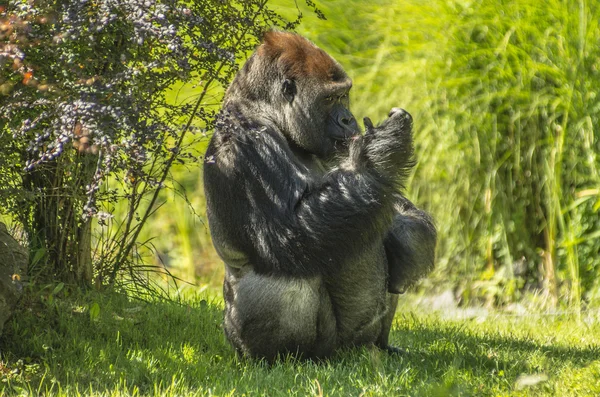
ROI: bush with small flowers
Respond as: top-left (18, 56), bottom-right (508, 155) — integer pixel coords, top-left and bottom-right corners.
top-left (0, 0), bottom-right (321, 289)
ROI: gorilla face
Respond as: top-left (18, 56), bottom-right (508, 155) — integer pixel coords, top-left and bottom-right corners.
top-left (281, 73), bottom-right (361, 159)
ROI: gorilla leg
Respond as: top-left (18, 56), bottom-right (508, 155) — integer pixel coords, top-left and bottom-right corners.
top-left (224, 270), bottom-right (336, 361)
top-left (376, 293), bottom-right (400, 351)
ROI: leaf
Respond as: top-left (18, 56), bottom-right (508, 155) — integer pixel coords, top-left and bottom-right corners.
top-left (22, 71), bottom-right (33, 85)
top-left (31, 248), bottom-right (46, 266)
top-left (52, 282), bottom-right (64, 296)
top-left (89, 302), bottom-right (100, 321)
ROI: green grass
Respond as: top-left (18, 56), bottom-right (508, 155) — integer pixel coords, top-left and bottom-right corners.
top-left (2, 290), bottom-right (599, 396)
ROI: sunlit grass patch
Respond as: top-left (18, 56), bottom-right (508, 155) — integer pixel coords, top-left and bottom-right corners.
top-left (1, 291), bottom-right (599, 396)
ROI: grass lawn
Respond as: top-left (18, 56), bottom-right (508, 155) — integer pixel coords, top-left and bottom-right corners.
top-left (1, 290), bottom-right (599, 396)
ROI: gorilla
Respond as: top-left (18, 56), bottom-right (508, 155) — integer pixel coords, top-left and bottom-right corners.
top-left (203, 31), bottom-right (436, 361)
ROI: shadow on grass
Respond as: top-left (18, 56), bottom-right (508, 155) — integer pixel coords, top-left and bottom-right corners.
top-left (398, 323), bottom-right (599, 366)
top-left (1, 293), bottom-right (598, 395)
top-left (389, 318), bottom-right (599, 378)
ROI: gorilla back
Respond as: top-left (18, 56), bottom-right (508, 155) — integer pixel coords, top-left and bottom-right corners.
top-left (203, 31), bottom-right (436, 361)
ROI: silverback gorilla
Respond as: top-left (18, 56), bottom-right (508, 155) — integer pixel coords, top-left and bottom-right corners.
top-left (203, 31), bottom-right (436, 361)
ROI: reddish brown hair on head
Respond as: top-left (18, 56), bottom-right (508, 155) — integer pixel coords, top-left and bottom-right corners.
top-left (258, 31), bottom-right (345, 82)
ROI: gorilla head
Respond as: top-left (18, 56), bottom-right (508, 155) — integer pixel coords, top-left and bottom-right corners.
top-left (225, 31), bottom-right (360, 159)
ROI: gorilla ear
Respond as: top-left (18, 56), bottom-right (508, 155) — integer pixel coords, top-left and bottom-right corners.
top-left (282, 79), bottom-right (296, 103)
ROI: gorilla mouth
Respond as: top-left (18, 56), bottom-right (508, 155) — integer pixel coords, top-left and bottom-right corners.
top-left (331, 134), bottom-right (356, 142)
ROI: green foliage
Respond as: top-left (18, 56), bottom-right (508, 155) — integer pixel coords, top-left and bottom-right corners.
top-left (420, 0), bottom-right (600, 306)
top-left (1, 292), bottom-right (600, 395)
top-left (432, 0), bottom-right (600, 306)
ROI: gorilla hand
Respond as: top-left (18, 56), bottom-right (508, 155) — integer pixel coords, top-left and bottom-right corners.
top-left (349, 108), bottom-right (414, 180)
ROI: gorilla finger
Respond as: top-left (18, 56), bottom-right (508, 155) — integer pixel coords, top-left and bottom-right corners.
top-left (363, 117), bottom-right (374, 133)
top-left (388, 107), bottom-right (413, 124)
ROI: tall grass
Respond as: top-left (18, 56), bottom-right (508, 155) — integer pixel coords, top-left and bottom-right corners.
top-left (423, 0), bottom-right (600, 307)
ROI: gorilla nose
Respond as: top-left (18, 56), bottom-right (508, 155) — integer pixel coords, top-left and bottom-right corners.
top-left (388, 107), bottom-right (412, 122)
top-left (336, 114), bottom-right (359, 137)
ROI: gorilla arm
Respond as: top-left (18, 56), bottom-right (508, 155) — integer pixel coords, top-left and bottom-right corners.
top-left (384, 196), bottom-right (437, 294)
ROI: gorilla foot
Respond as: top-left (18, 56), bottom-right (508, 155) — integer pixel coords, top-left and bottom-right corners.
top-left (383, 345), bottom-right (407, 355)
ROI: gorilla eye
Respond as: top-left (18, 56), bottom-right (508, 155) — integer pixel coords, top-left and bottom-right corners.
top-left (282, 79), bottom-right (296, 103)
top-left (326, 93), bottom-right (349, 103)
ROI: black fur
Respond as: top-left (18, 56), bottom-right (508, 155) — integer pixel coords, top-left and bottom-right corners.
top-left (203, 32), bottom-right (436, 361)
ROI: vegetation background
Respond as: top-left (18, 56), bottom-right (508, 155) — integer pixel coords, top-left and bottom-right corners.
top-left (149, 0), bottom-right (600, 310)
top-left (2, 0), bottom-right (599, 307)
